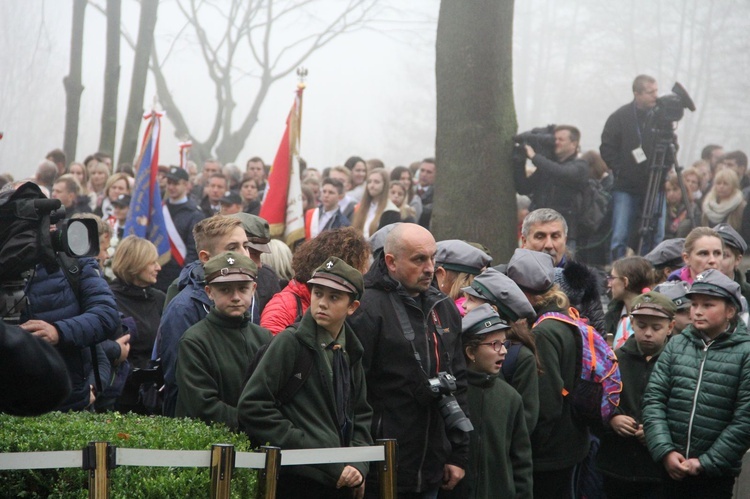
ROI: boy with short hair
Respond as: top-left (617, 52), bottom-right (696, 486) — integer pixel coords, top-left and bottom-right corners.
top-left (175, 251), bottom-right (271, 430)
top-left (597, 291), bottom-right (676, 498)
top-left (238, 256), bottom-right (372, 498)
top-left (304, 177), bottom-right (351, 240)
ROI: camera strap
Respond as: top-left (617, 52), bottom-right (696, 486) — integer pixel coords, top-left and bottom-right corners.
top-left (388, 292), bottom-right (445, 376)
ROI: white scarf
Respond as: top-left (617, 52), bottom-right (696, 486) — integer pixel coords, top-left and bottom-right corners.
top-left (702, 189), bottom-right (744, 224)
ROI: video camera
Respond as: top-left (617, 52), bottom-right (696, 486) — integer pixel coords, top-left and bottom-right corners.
top-left (0, 182), bottom-right (99, 322)
top-left (513, 124), bottom-right (556, 160)
top-left (426, 371), bottom-right (473, 432)
top-left (650, 82), bottom-right (696, 135)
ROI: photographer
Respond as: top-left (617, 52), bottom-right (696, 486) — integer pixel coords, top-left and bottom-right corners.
top-left (513, 125), bottom-right (589, 251)
top-left (0, 182), bottom-right (121, 412)
top-left (349, 223), bottom-right (469, 498)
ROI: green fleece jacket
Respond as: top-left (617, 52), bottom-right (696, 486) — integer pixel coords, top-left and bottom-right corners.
top-left (446, 370), bottom-right (533, 499)
top-left (530, 305), bottom-right (590, 471)
top-left (175, 309), bottom-right (272, 430)
top-left (643, 320), bottom-right (750, 477)
top-left (596, 335), bottom-right (663, 482)
top-left (237, 311), bottom-right (373, 487)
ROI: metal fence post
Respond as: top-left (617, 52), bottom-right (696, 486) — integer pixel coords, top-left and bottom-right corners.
top-left (83, 441), bottom-right (115, 499)
top-left (210, 443), bottom-right (235, 499)
top-left (376, 438), bottom-right (397, 499)
top-left (257, 446), bottom-right (281, 499)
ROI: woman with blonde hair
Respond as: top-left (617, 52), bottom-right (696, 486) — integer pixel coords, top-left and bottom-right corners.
top-left (96, 172), bottom-right (131, 222)
top-left (350, 168), bottom-right (400, 238)
top-left (387, 181), bottom-right (416, 223)
top-left (87, 160), bottom-right (110, 211)
top-left (701, 168), bottom-right (745, 231)
top-left (667, 226), bottom-right (724, 285)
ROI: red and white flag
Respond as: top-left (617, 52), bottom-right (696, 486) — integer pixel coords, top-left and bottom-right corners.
top-left (260, 83), bottom-right (305, 246)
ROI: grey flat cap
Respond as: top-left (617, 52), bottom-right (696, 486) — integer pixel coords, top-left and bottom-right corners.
top-left (653, 281), bottom-right (691, 310)
top-left (462, 303), bottom-right (510, 337)
top-left (462, 267), bottom-right (535, 322)
top-left (644, 238), bottom-right (685, 267)
top-left (687, 268), bottom-right (742, 310)
top-left (506, 249), bottom-right (555, 293)
top-left (714, 223), bottom-right (747, 255)
top-left (436, 239), bottom-right (492, 275)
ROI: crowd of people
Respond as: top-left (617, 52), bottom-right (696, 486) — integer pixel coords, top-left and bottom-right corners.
top-left (2, 72), bottom-right (750, 499)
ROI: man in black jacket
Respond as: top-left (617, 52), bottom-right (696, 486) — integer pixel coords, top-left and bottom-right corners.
top-left (601, 74), bottom-right (659, 260)
top-left (156, 167), bottom-right (205, 292)
top-left (514, 125), bottom-right (589, 249)
top-left (349, 223), bottom-right (469, 498)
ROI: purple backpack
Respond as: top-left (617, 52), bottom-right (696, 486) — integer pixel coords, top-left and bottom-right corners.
top-left (535, 308), bottom-right (622, 427)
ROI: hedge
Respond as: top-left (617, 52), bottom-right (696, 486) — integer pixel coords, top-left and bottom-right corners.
top-left (0, 412), bottom-right (256, 498)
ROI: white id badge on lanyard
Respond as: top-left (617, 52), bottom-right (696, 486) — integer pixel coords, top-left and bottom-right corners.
top-left (632, 147), bottom-right (647, 164)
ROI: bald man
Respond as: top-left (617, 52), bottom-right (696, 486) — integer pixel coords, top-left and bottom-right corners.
top-left (349, 223), bottom-right (469, 498)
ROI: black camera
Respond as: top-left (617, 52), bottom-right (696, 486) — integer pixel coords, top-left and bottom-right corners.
top-left (513, 124), bottom-right (556, 160)
top-left (427, 372), bottom-right (473, 433)
top-left (651, 82), bottom-right (696, 131)
top-left (0, 182), bottom-right (99, 322)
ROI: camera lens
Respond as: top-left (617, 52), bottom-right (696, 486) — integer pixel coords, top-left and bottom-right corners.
top-left (437, 395), bottom-right (473, 433)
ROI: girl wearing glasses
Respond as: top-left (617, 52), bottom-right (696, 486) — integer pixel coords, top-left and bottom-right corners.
top-left (603, 256), bottom-right (654, 349)
top-left (450, 303), bottom-right (532, 499)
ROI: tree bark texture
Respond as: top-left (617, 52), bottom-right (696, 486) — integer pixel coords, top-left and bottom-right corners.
top-left (434, 0), bottom-right (518, 262)
top-left (63, 0), bottom-right (86, 165)
top-left (118, 0), bottom-right (158, 167)
top-left (99, 0), bottom-right (121, 158)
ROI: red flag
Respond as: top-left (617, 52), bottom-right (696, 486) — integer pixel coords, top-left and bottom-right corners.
top-left (260, 83), bottom-right (305, 246)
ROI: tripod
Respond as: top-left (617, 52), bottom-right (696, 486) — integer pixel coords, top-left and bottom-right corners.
top-left (637, 134), bottom-right (699, 255)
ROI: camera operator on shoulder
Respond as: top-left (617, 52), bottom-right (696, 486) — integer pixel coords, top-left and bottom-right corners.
top-left (513, 125), bottom-right (589, 252)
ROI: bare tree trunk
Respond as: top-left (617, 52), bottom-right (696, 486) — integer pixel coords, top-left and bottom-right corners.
top-left (118, 0), bottom-right (158, 168)
top-left (434, 0), bottom-right (518, 261)
top-left (99, 0), bottom-right (121, 159)
top-left (63, 0), bottom-right (86, 164)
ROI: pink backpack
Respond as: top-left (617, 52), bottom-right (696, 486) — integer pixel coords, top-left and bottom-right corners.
top-left (535, 308), bottom-right (622, 427)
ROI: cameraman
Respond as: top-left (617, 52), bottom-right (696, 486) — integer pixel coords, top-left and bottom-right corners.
top-left (514, 125), bottom-right (589, 251)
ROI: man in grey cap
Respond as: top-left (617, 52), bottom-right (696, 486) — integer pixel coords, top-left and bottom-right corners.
top-left (349, 223), bottom-right (469, 497)
top-left (157, 165), bottom-right (206, 292)
top-left (520, 209), bottom-right (605, 331)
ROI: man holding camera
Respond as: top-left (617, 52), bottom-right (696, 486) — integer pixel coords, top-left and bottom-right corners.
top-left (349, 223), bottom-right (469, 498)
top-left (514, 125), bottom-right (588, 251)
top-left (601, 74), bottom-right (659, 261)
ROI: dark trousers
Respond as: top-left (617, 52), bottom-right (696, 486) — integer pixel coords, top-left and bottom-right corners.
top-left (602, 476), bottom-right (662, 499)
top-left (663, 474), bottom-right (735, 499)
top-left (276, 473), bottom-right (354, 499)
top-left (533, 466), bottom-right (576, 499)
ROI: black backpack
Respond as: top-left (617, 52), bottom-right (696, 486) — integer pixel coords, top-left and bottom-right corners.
top-left (578, 178), bottom-right (611, 233)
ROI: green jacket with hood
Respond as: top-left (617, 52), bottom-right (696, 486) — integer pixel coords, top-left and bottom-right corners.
top-left (643, 319), bottom-right (750, 477)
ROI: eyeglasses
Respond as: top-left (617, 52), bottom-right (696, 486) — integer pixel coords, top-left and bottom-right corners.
top-left (606, 275), bottom-right (624, 282)
top-left (478, 340), bottom-right (505, 353)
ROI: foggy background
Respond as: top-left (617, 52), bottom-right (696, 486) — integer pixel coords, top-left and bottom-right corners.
top-left (1, 0), bottom-right (748, 181)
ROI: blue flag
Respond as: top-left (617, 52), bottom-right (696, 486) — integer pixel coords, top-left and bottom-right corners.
top-left (123, 113), bottom-right (171, 264)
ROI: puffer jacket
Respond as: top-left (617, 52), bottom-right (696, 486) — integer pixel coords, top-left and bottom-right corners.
top-left (642, 320), bottom-right (750, 477)
top-left (348, 255), bottom-right (469, 494)
top-left (260, 279), bottom-right (310, 335)
top-left (22, 257), bottom-right (120, 411)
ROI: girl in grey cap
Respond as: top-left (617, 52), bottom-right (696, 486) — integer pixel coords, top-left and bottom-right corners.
top-left (643, 269), bottom-right (750, 499)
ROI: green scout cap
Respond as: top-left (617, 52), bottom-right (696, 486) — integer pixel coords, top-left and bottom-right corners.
top-left (228, 213), bottom-right (271, 253)
top-left (204, 251), bottom-right (257, 284)
top-left (631, 291), bottom-right (677, 320)
top-left (307, 256), bottom-right (364, 300)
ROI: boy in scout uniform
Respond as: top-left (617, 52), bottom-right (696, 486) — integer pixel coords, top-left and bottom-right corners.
top-left (175, 251), bottom-right (272, 430)
top-left (238, 256), bottom-right (373, 499)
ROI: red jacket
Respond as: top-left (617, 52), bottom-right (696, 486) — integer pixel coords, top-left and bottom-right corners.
top-left (260, 279), bottom-right (311, 335)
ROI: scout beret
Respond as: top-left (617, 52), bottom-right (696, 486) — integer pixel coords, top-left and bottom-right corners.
top-left (714, 223), bottom-right (747, 255)
top-left (653, 281), bottom-right (691, 310)
top-left (687, 269), bottom-right (743, 310)
top-left (644, 238), bottom-right (685, 268)
top-left (462, 303), bottom-right (510, 337)
top-left (436, 240), bottom-right (492, 275)
top-left (506, 249), bottom-right (555, 294)
top-left (228, 213), bottom-right (271, 253)
top-left (630, 291), bottom-right (677, 320)
top-left (462, 267), bottom-right (536, 322)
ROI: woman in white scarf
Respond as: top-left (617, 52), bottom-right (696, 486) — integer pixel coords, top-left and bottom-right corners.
top-left (701, 168), bottom-right (746, 230)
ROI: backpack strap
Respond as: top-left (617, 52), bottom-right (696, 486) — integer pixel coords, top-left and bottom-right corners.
top-left (501, 342), bottom-right (523, 385)
top-left (293, 294), bottom-right (304, 324)
top-left (276, 341), bottom-right (314, 406)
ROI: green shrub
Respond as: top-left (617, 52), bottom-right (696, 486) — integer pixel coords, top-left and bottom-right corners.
top-left (0, 412), bottom-right (257, 498)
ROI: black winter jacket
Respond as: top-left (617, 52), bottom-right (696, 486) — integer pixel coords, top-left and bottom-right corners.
top-left (110, 280), bottom-right (166, 369)
top-left (349, 256), bottom-right (469, 494)
top-left (600, 101), bottom-right (654, 194)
